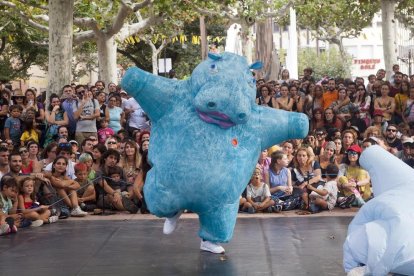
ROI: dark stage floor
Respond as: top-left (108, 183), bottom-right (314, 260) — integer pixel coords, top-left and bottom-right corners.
top-left (0, 216), bottom-right (352, 276)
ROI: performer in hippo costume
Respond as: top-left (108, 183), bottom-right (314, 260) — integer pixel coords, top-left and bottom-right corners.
top-left (121, 52), bottom-right (309, 253)
top-left (344, 145), bottom-right (414, 276)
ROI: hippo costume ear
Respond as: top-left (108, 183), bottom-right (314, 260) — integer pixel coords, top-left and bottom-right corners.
top-left (208, 52), bottom-right (222, 61)
top-left (249, 61), bottom-right (263, 70)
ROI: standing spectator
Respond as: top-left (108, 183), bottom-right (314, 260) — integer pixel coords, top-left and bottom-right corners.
top-left (390, 71), bottom-right (403, 97)
top-left (275, 83), bottom-right (292, 111)
top-left (107, 95), bottom-right (125, 133)
top-left (61, 85), bottom-right (77, 139)
top-left (323, 78), bottom-right (338, 110)
top-left (73, 89), bottom-right (99, 143)
top-left (123, 96), bottom-right (148, 137)
top-left (95, 80), bottom-right (105, 93)
top-left (312, 85), bottom-right (324, 111)
top-left (11, 89), bottom-right (26, 115)
top-left (0, 90), bottom-right (9, 139)
top-left (402, 86), bottom-right (414, 131)
top-left (394, 80), bottom-right (410, 125)
top-left (24, 88), bottom-right (45, 130)
top-left (256, 84), bottom-right (273, 107)
top-left (4, 105), bottom-right (23, 148)
top-left (310, 108), bottom-right (325, 132)
top-left (95, 91), bottom-right (109, 130)
top-left (44, 93), bottom-right (68, 148)
top-left (97, 119), bottom-right (114, 144)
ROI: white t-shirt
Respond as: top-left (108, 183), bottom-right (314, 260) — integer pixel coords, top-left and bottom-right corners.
top-left (44, 160), bottom-right (76, 180)
top-left (247, 182), bottom-right (271, 202)
top-left (72, 99), bottom-right (99, 132)
top-left (124, 98), bottom-right (149, 130)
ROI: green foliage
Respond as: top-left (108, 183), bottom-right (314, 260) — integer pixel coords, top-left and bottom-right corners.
top-left (396, 0), bottom-right (414, 36)
top-left (298, 48), bottom-right (352, 80)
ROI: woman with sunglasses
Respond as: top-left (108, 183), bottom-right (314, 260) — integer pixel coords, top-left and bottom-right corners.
top-left (19, 146), bottom-right (41, 174)
top-left (107, 95), bottom-right (125, 133)
top-left (338, 144), bottom-right (370, 208)
top-left (11, 89), bottom-right (26, 117)
top-left (119, 140), bottom-right (141, 185)
top-left (105, 137), bottom-right (118, 150)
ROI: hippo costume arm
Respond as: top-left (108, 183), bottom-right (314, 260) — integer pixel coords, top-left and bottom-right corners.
top-left (251, 106), bottom-right (309, 150)
top-left (121, 67), bottom-right (188, 122)
top-left (343, 145), bottom-right (414, 275)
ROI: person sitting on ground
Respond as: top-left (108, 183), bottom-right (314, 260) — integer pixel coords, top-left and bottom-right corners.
top-left (338, 144), bottom-right (370, 207)
top-left (74, 163), bottom-right (96, 212)
top-left (267, 151), bottom-right (293, 209)
top-left (0, 177), bottom-right (19, 235)
top-left (78, 152), bottom-right (95, 181)
top-left (257, 149), bottom-right (271, 184)
top-left (317, 141), bottom-right (339, 180)
top-left (304, 164), bottom-right (339, 213)
top-left (44, 142), bottom-right (76, 179)
top-left (241, 167), bottom-right (275, 213)
top-left (46, 156), bottom-right (88, 217)
top-left (17, 177), bottom-right (58, 226)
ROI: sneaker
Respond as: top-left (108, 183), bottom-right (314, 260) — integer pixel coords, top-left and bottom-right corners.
top-left (48, 216), bottom-right (59, 224)
top-left (339, 194), bottom-right (356, 209)
top-left (0, 224), bottom-right (10, 235)
top-left (272, 205), bottom-right (282, 213)
top-left (122, 196), bottom-right (139, 214)
top-left (309, 203), bottom-right (321, 213)
top-left (163, 211), bottom-right (183, 235)
top-left (200, 240), bottom-right (225, 254)
top-left (30, 220), bottom-right (44, 228)
top-left (247, 206), bottom-right (255, 214)
top-left (71, 206), bottom-right (88, 217)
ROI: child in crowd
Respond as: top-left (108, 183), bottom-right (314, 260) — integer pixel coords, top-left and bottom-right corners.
top-left (4, 105), bottom-right (23, 148)
top-left (305, 164), bottom-right (339, 213)
top-left (79, 152), bottom-right (96, 181)
top-left (106, 165), bottom-right (138, 214)
top-left (17, 177), bottom-right (58, 225)
top-left (0, 177), bottom-right (19, 235)
top-left (74, 163), bottom-right (96, 212)
top-left (97, 119), bottom-right (114, 144)
top-left (241, 168), bottom-right (275, 213)
top-left (20, 119), bottom-right (40, 146)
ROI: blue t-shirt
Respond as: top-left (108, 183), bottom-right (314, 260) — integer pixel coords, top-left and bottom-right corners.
top-left (5, 117), bottom-right (21, 143)
top-left (0, 192), bottom-right (12, 215)
top-left (269, 167), bottom-right (290, 198)
top-left (108, 106), bottom-right (123, 133)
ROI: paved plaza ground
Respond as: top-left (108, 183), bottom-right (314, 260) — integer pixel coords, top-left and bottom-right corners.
top-left (0, 208), bottom-right (358, 276)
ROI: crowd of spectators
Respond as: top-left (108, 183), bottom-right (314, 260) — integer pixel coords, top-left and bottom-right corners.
top-left (249, 64), bottom-right (414, 214)
top-left (1, 63), bottom-right (414, 234)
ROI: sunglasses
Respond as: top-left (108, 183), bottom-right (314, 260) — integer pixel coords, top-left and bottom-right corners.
top-left (107, 141), bottom-right (117, 145)
top-left (316, 132), bottom-right (324, 136)
top-left (14, 96), bottom-right (24, 100)
top-left (58, 143), bottom-right (72, 149)
top-left (386, 129), bottom-right (397, 132)
top-left (19, 149), bottom-right (28, 154)
top-left (347, 151), bottom-right (358, 156)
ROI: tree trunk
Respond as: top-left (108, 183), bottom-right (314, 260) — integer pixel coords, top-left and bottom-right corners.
top-left (96, 35), bottom-right (118, 85)
top-left (381, 0), bottom-right (397, 80)
top-left (152, 50), bottom-right (159, 75)
top-left (48, 0), bottom-right (74, 97)
top-left (200, 16), bottom-right (207, 60)
top-left (255, 18), bottom-right (274, 80)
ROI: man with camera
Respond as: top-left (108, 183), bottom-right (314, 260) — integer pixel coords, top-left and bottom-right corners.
top-left (73, 85), bottom-right (99, 143)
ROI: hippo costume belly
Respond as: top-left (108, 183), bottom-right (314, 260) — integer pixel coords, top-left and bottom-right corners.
top-left (122, 52), bottom-right (308, 243)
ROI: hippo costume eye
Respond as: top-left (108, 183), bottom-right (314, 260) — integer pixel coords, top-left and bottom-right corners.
top-left (248, 77), bottom-right (256, 88)
top-left (210, 63), bottom-right (218, 74)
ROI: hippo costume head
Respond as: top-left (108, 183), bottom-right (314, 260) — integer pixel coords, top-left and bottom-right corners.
top-left (122, 52), bottom-right (308, 243)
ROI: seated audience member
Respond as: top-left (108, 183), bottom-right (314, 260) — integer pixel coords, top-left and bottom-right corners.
top-left (17, 177), bottom-right (58, 226)
top-left (324, 107), bottom-right (343, 133)
top-left (338, 145), bottom-right (370, 207)
top-left (46, 156), bottom-right (87, 217)
top-left (384, 124), bottom-right (403, 153)
top-left (317, 141), bottom-right (339, 179)
top-left (268, 151), bottom-right (293, 204)
top-left (44, 142), bottom-right (76, 179)
top-left (304, 164), bottom-right (339, 213)
top-left (395, 136), bottom-right (414, 166)
top-left (20, 119), bottom-right (39, 146)
top-left (97, 119), bottom-right (114, 144)
top-left (74, 163), bottom-right (96, 212)
top-left (257, 149), bottom-right (271, 184)
top-left (314, 128), bottom-right (328, 156)
top-left (342, 129), bottom-right (357, 152)
top-left (0, 177), bottom-right (19, 234)
top-left (19, 146), bottom-right (40, 174)
top-left (281, 140), bottom-right (295, 167)
top-left (241, 168), bottom-right (275, 213)
top-left (94, 149), bottom-right (138, 214)
top-left (291, 147), bottom-right (322, 210)
top-left (78, 152), bottom-right (95, 181)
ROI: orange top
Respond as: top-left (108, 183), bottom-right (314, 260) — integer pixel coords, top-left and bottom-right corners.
top-left (322, 90), bottom-right (338, 110)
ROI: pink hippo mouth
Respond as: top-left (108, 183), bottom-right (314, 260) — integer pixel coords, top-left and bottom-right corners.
top-left (196, 109), bottom-right (236, 129)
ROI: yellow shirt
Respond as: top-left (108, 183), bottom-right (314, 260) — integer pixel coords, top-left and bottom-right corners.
top-left (21, 129), bottom-right (39, 144)
top-left (395, 93), bottom-right (408, 115)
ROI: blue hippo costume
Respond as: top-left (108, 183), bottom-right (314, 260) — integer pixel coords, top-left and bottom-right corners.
top-left (121, 52), bottom-right (308, 246)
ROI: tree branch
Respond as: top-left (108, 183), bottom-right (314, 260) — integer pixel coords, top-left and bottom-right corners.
top-left (121, 0), bottom-right (153, 12)
top-left (117, 15), bottom-right (161, 41)
top-left (263, 0), bottom-right (294, 18)
top-left (73, 17), bottom-right (102, 37)
top-left (0, 4), bottom-right (49, 32)
top-left (73, 30), bottom-right (96, 45)
top-left (117, 47), bottom-right (141, 67)
top-left (16, 0), bottom-right (48, 10)
top-left (0, 36), bottom-right (6, 54)
top-left (32, 14), bottom-right (49, 22)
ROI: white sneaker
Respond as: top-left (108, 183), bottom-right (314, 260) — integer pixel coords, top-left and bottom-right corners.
top-left (347, 266), bottom-right (366, 276)
top-left (30, 219), bottom-right (44, 227)
top-left (200, 240), bottom-right (225, 254)
top-left (163, 211), bottom-right (183, 235)
top-left (48, 215), bottom-right (59, 224)
top-left (71, 206), bottom-right (88, 217)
